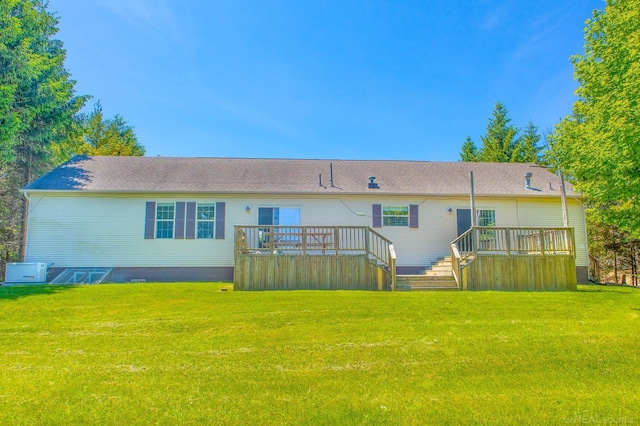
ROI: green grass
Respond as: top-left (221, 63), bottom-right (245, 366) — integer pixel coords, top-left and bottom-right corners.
top-left (0, 283), bottom-right (639, 425)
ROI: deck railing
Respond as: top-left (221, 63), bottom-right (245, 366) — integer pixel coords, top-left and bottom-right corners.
top-left (451, 227), bottom-right (576, 289)
top-left (235, 225), bottom-right (396, 288)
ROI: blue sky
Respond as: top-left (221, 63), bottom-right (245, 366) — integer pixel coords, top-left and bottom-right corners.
top-left (50, 0), bottom-right (603, 161)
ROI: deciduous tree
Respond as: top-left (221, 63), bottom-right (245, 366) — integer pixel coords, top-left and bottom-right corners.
top-left (548, 0), bottom-right (640, 238)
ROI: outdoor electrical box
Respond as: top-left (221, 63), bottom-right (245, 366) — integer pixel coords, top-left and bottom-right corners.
top-left (4, 263), bottom-right (48, 283)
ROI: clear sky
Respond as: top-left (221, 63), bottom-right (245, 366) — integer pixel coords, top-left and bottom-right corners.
top-left (49, 0), bottom-right (603, 161)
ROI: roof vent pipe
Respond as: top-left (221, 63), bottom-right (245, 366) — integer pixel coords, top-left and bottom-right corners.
top-left (524, 172), bottom-right (533, 190)
top-left (368, 176), bottom-right (379, 189)
top-left (330, 162), bottom-right (334, 187)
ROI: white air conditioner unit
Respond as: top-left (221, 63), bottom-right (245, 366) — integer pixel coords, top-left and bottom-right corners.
top-left (4, 263), bottom-right (48, 283)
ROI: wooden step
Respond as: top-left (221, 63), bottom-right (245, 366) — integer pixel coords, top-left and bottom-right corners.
top-left (399, 285), bottom-right (460, 291)
top-left (396, 274), bottom-right (460, 291)
top-left (422, 270), bottom-right (454, 277)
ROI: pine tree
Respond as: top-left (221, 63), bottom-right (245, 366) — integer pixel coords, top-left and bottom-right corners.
top-left (477, 102), bottom-right (519, 162)
top-left (53, 102), bottom-right (145, 161)
top-left (0, 0), bottom-right (87, 262)
top-left (512, 120), bottom-right (543, 163)
top-left (459, 103), bottom-right (544, 164)
top-left (460, 136), bottom-right (478, 161)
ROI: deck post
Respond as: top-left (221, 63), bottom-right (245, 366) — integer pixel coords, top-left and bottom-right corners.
top-left (505, 228), bottom-right (511, 257)
top-left (334, 227), bottom-right (339, 257)
top-left (302, 227), bottom-right (307, 256)
top-left (365, 229), bottom-right (370, 256)
top-left (269, 226), bottom-right (275, 254)
top-left (539, 229), bottom-right (545, 257)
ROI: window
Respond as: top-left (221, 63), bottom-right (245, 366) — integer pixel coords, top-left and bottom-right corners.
top-left (197, 203), bottom-right (215, 239)
top-left (476, 210), bottom-right (497, 250)
top-left (156, 203), bottom-right (175, 238)
top-left (478, 210), bottom-right (496, 227)
top-left (383, 206), bottom-right (409, 226)
top-left (145, 201), bottom-right (225, 240)
top-left (258, 207), bottom-right (300, 226)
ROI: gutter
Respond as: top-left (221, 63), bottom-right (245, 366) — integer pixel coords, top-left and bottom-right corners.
top-left (18, 188), bottom-right (582, 200)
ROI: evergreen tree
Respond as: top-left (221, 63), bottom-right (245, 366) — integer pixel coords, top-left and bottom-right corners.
top-left (459, 102), bottom-right (543, 164)
top-left (460, 136), bottom-right (478, 161)
top-left (512, 120), bottom-right (543, 163)
top-left (477, 102), bottom-right (519, 162)
top-left (0, 0), bottom-right (87, 262)
top-left (53, 102), bottom-right (145, 161)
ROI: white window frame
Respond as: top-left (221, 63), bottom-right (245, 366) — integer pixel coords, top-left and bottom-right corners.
top-left (156, 203), bottom-right (175, 239)
top-left (477, 209), bottom-right (496, 227)
top-left (196, 203), bottom-right (216, 239)
top-left (382, 205), bottom-right (409, 227)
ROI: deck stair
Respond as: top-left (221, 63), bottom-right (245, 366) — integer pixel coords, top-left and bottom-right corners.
top-left (396, 256), bottom-right (459, 291)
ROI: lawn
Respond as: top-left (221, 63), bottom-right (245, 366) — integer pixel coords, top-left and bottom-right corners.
top-left (0, 283), bottom-right (638, 425)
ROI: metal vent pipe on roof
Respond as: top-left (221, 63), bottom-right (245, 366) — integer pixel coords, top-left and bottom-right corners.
top-left (330, 162), bottom-right (334, 187)
top-left (368, 176), bottom-right (379, 189)
top-left (524, 172), bottom-right (533, 189)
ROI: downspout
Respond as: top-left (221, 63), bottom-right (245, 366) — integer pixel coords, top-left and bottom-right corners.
top-left (469, 171), bottom-right (477, 227)
top-left (20, 191), bottom-right (30, 262)
top-left (560, 174), bottom-right (569, 227)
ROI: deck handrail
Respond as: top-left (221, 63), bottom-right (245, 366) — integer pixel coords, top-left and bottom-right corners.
top-left (450, 226), bottom-right (575, 289)
top-left (235, 225), bottom-right (397, 288)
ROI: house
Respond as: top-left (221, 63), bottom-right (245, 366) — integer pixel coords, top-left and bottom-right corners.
top-left (21, 156), bottom-right (588, 289)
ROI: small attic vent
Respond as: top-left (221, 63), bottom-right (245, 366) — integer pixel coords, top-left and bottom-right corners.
top-left (368, 176), bottom-right (379, 189)
top-left (524, 172), bottom-right (533, 189)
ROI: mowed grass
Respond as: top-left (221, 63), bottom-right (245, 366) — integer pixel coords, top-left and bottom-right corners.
top-left (0, 284), bottom-right (639, 425)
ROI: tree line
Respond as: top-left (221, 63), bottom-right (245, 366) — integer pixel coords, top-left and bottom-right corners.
top-left (1, 0), bottom-right (144, 277)
top-left (459, 0), bottom-right (639, 285)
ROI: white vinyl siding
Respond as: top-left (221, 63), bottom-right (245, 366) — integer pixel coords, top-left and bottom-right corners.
top-left (24, 193), bottom-right (588, 270)
top-left (25, 196), bottom-right (234, 268)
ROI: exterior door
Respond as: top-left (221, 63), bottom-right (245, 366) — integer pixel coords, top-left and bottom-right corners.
top-left (257, 207), bottom-right (300, 247)
top-left (456, 209), bottom-right (472, 251)
top-left (457, 209), bottom-right (472, 236)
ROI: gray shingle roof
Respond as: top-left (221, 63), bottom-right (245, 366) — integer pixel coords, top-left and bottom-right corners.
top-left (23, 155), bottom-right (576, 197)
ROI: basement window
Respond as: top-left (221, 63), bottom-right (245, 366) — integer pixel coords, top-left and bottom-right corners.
top-left (156, 203), bottom-right (175, 239)
top-left (383, 206), bottom-right (409, 227)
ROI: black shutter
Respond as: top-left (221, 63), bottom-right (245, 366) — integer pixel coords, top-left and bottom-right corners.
top-left (186, 202), bottom-right (196, 239)
top-left (372, 204), bottom-right (382, 228)
top-left (215, 202), bottom-right (226, 239)
top-left (175, 202), bottom-right (186, 239)
top-left (144, 202), bottom-right (156, 239)
top-left (409, 204), bottom-right (419, 228)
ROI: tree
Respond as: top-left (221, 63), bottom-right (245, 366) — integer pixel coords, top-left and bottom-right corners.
top-left (460, 136), bottom-right (478, 161)
top-left (53, 102), bottom-right (145, 161)
top-left (548, 0), bottom-right (640, 238)
top-left (477, 102), bottom-right (519, 162)
top-left (459, 102), bottom-right (543, 164)
top-left (0, 0), bottom-right (87, 263)
top-left (512, 121), bottom-right (543, 163)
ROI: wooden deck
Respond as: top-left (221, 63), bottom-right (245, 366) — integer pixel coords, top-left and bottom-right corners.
top-left (451, 227), bottom-right (577, 291)
top-left (234, 226), bottom-right (396, 291)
